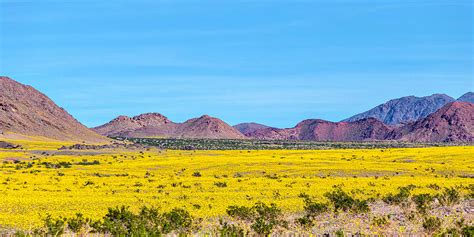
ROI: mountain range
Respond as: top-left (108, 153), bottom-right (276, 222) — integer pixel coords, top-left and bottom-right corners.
top-left (93, 113), bottom-right (245, 139)
top-left (1, 76), bottom-right (472, 143)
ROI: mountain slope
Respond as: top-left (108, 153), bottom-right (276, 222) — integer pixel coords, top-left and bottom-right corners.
top-left (247, 118), bottom-right (392, 141)
top-left (343, 94), bottom-right (455, 125)
top-left (94, 114), bottom-right (245, 139)
top-left (0, 76), bottom-right (107, 143)
top-left (388, 102), bottom-right (473, 142)
top-left (233, 123), bottom-right (271, 135)
top-left (93, 113), bottom-right (177, 137)
top-left (176, 115), bottom-right (246, 139)
top-left (457, 92), bottom-right (474, 103)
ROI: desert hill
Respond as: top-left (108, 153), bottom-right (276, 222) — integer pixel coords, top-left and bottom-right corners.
top-left (0, 77), bottom-right (107, 143)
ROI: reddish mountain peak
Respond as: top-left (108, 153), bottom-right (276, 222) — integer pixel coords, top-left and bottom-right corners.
top-left (389, 101), bottom-right (473, 142)
top-left (0, 76), bottom-right (107, 143)
top-left (133, 112), bottom-right (168, 120)
top-left (111, 115), bottom-right (131, 122)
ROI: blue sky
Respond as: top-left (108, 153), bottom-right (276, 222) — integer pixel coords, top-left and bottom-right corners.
top-left (1, 0), bottom-right (472, 128)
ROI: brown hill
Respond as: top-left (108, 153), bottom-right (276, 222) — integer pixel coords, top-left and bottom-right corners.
top-left (0, 76), bottom-right (107, 143)
top-left (93, 113), bottom-right (177, 137)
top-left (94, 114), bottom-right (246, 139)
top-left (247, 118), bottom-right (392, 141)
top-left (233, 123), bottom-right (271, 135)
top-left (388, 102), bottom-right (474, 142)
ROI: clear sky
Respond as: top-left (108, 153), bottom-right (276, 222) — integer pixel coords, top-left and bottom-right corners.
top-left (1, 0), bottom-right (472, 128)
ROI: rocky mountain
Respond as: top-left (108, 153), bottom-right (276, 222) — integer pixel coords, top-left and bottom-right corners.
top-left (0, 76), bottom-right (107, 143)
top-left (388, 102), bottom-right (473, 142)
top-left (246, 118), bottom-right (392, 141)
top-left (457, 92), bottom-right (474, 103)
top-left (93, 113), bottom-right (177, 137)
top-left (343, 94), bottom-right (455, 125)
top-left (93, 114), bottom-right (246, 139)
top-left (233, 123), bottom-right (271, 135)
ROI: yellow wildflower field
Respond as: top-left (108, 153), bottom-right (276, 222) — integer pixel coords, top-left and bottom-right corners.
top-left (0, 142), bottom-right (473, 230)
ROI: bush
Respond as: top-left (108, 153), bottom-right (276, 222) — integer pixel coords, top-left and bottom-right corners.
top-left (324, 188), bottom-right (370, 213)
top-left (383, 185), bottom-right (414, 206)
top-left (66, 213), bottom-right (90, 233)
top-left (302, 196), bottom-right (328, 218)
top-left (412, 194), bottom-right (433, 214)
top-left (219, 220), bottom-right (245, 237)
top-left (43, 214), bottom-right (66, 237)
top-left (92, 206), bottom-right (193, 236)
top-left (162, 208), bottom-right (193, 234)
top-left (226, 202), bottom-right (284, 235)
top-left (422, 216), bottom-right (442, 234)
top-left (372, 216), bottom-right (388, 227)
top-left (214, 181), bottom-right (228, 188)
top-left (437, 187), bottom-right (460, 206)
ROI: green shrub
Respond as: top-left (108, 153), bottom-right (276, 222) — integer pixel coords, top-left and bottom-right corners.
top-left (43, 214), bottom-right (66, 237)
top-left (383, 185), bottom-right (414, 206)
top-left (412, 194), bottom-right (433, 214)
top-left (422, 216), bottom-right (442, 234)
top-left (372, 216), bottom-right (388, 227)
top-left (226, 202), bottom-right (284, 235)
top-left (66, 213), bottom-right (90, 233)
top-left (437, 187), bottom-right (460, 206)
top-left (324, 188), bottom-right (370, 213)
top-left (214, 181), bottom-right (228, 188)
top-left (162, 208), bottom-right (193, 234)
top-left (218, 220), bottom-right (245, 237)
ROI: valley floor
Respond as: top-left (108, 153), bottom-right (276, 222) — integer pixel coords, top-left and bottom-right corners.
top-left (0, 140), bottom-right (472, 235)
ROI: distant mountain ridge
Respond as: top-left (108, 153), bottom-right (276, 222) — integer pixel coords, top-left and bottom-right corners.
top-left (457, 92), bottom-right (474, 103)
top-left (0, 77), bottom-right (107, 143)
top-left (1, 76), bottom-right (471, 143)
top-left (233, 123), bottom-right (271, 135)
top-left (93, 114), bottom-right (246, 139)
top-left (388, 102), bottom-right (473, 142)
top-left (343, 94), bottom-right (455, 125)
top-left (246, 118), bottom-right (393, 141)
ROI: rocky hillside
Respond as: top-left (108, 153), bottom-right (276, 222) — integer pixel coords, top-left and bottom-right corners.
top-left (233, 123), bottom-right (271, 135)
top-left (94, 114), bottom-right (245, 139)
top-left (388, 102), bottom-right (473, 142)
top-left (457, 92), bottom-right (474, 103)
top-left (343, 94), bottom-right (455, 125)
top-left (0, 77), bottom-right (107, 143)
top-left (247, 118), bottom-right (392, 141)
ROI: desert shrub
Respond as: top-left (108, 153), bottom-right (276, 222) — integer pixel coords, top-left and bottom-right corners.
top-left (66, 213), bottom-right (90, 233)
top-left (218, 220), bottom-right (245, 237)
top-left (383, 185), bottom-right (414, 206)
top-left (227, 205), bottom-right (255, 221)
top-left (296, 194), bottom-right (329, 227)
top-left (462, 225), bottom-right (474, 236)
top-left (98, 206), bottom-right (136, 236)
top-left (162, 208), bottom-right (193, 234)
top-left (214, 181), bottom-right (228, 188)
top-left (422, 216), bottom-right (442, 234)
top-left (335, 229), bottom-right (345, 237)
top-left (412, 194), bottom-right (433, 214)
top-left (91, 206), bottom-right (192, 236)
top-left (324, 188), bottom-right (370, 213)
top-left (76, 159), bottom-right (100, 165)
top-left (302, 196), bottom-right (328, 218)
top-left (192, 171), bottom-right (202, 177)
top-left (43, 214), bottom-right (66, 237)
top-left (226, 202), bottom-right (284, 236)
top-left (437, 187), bottom-right (460, 206)
top-left (372, 216), bottom-right (388, 227)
